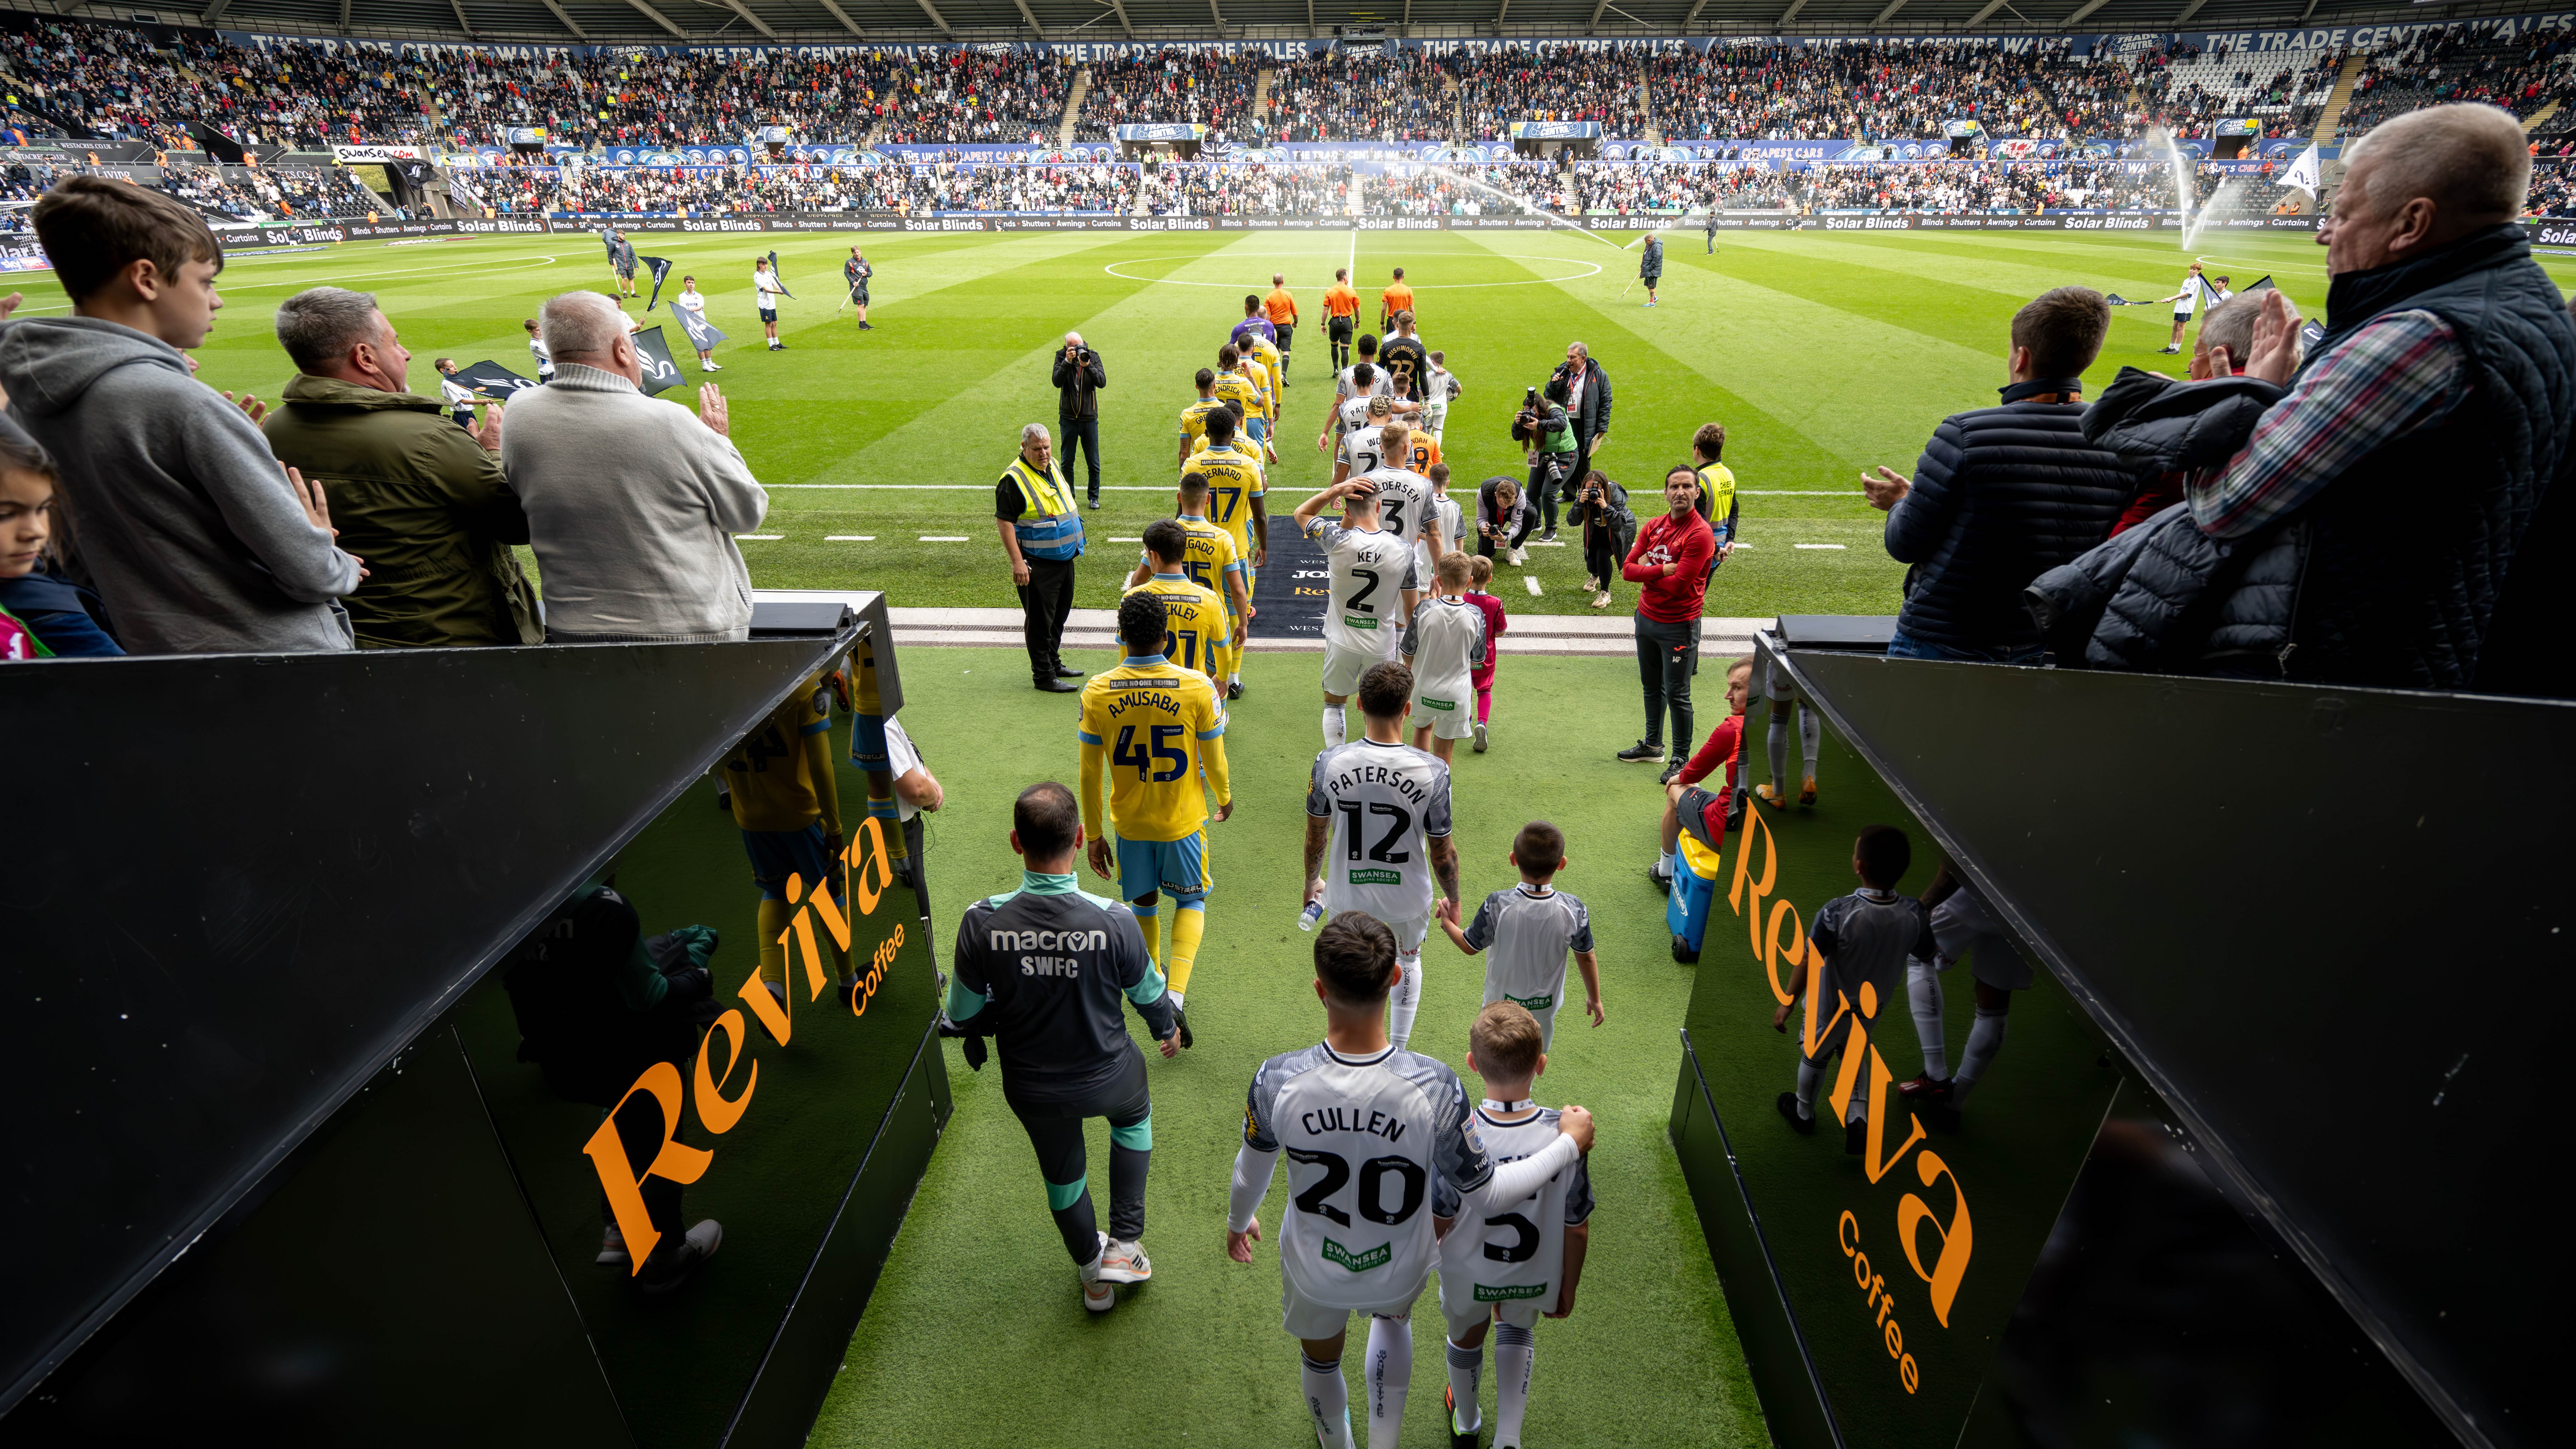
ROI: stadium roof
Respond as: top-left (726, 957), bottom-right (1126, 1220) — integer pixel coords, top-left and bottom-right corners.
top-left (53, 0), bottom-right (2575, 49)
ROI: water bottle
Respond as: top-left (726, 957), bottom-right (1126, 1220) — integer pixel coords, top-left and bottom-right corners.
top-left (1298, 900), bottom-right (1325, 932)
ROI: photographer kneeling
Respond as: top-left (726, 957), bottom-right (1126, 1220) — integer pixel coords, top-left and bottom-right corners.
top-left (1474, 476), bottom-right (1534, 564)
top-left (1512, 379), bottom-right (1580, 541)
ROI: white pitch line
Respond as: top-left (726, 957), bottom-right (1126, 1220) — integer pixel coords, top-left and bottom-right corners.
top-left (826, 534), bottom-right (876, 541)
top-left (1109, 536), bottom-right (1143, 542)
top-left (1794, 543), bottom-right (1848, 550)
top-left (1524, 574), bottom-right (1543, 596)
top-left (920, 534), bottom-right (970, 542)
top-left (735, 533), bottom-right (784, 540)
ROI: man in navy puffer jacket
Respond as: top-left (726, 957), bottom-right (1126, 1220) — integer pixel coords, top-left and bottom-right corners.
top-left (1863, 287), bottom-right (2142, 662)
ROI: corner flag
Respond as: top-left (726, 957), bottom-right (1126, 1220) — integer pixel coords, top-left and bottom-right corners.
top-left (2285, 143), bottom-right (2322, 196)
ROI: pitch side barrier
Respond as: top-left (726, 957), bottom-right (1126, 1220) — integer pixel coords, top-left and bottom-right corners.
top-left (0, 595), bottom-right (954, 1449)
top-left (1666, 621), bottom-right (2564, 1449)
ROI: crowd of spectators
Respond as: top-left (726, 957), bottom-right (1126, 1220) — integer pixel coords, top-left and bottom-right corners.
top-left (1647, 39), bottom-right (2134, 143)
top-left (1137, 163), bottom-right (1351, 216)
top-left (468, 162), bottom-right (1141, 216)
top-left (1451, 45), bottom-right (1646, 140)
top-left (1074, 49), bottom-right (1259, 146)
top-left (2339, 29), bottom-right (2575, 133)
top-left (159, 162), bottom-right (383, 220)
top-left (1261, 50), bottom-right (1455, 143)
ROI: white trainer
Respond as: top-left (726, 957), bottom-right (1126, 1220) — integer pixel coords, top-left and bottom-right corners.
top-left (1081, 1230), bottom-right (1116, 1312)
top-left (1472, 719), bottom-right (1489, 753)
top-left (1096, 1238), bottom-right (1153, 1284)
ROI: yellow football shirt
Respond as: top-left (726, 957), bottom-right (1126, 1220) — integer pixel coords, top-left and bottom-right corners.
top-left (1187, 439), bottom-right (1266, 566)
top-left (1125, 573), bottom-right (1232, 680)
top-left (1166, 513), bottom-right (1243, 601)
top-left (723, 672), bottom-right (834, 832)
top-left (1211, 372), bottom-right (1262, 429)
top-left (1179, 396), bottom-right (1228, 451)
top-left (1076, 656), bottom-right (1229, 842)
top-left (1242, 347), bottom-right (1281, 416)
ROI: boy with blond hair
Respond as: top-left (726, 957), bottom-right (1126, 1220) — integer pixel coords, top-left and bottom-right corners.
top-left (1403, 551), bottom-right (1488, 764)
top-left (1436, 1001), bottom-right (1596, 1449)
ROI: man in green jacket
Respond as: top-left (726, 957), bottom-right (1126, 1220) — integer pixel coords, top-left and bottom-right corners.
top-left (263, 286), bottom-right (542, 649)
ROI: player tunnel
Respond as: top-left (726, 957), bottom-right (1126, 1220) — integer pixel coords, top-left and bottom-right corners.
top-left (1666, 618), bottom-right (2563, 1449)
top-left (0, 594), bottom-right (949, 1449)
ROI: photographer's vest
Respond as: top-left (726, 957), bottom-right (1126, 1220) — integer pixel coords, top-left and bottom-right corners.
top-left (1004, 456), bottom-right (1085, 562)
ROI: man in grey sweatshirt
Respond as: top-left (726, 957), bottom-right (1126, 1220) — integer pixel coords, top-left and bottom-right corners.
top-left (503, 291), bottom-right (768, 643)
top-left (0, 177), bottom-right (362, 655)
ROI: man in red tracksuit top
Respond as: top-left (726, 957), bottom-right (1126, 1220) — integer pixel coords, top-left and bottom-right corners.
top-left (1615, 465), bottom-right (1717, 775)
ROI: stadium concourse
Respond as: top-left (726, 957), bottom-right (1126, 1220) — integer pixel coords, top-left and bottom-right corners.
top-left (6, 4), bottom-right (2576, 1448)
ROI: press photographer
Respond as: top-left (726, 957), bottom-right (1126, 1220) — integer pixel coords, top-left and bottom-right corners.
top-left (1512, 379), bottom-right (1580, 539)
top-left (1052, 331), bottom-right (1109, 509)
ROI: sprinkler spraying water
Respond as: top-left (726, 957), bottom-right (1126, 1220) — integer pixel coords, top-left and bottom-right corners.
top-left (1416, 160), bottom-right (1634, 254)
top-left (2146, 127), bottom-right (2201, 249)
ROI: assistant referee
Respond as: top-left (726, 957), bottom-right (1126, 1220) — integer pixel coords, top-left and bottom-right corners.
top-left (1262, 273), bottom-right (1298, 387)
top-left (947, 782), bottom-right (1179, 1313)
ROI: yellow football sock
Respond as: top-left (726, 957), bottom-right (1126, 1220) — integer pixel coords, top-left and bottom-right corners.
top-left (758, 896), bottom-right (793, 990)
top-left (1168, 902), bottom-right (1207, 997)
top-left (1156, 908), bottom-right (1174, 977)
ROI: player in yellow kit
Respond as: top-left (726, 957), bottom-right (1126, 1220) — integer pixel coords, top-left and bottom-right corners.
top-left (1212, 343), bottom-right (1265, 448)
top-left (1127, 470), bottom-right (1249, 679)
top-left (1185, 406), bottom-right (1266, 699)
top-left (1125, 519), bottom-right (1233, 682)
top-left (721, 670), bottom-right (848, 1022)
top-left (1080, 590), bottom-right (1232, 1049)
top-left (1177, 367), bottom-right (1230, 467)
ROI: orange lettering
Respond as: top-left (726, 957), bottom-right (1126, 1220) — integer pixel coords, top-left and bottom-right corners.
top-left (847, 817), bottom-right (896, 918)
top-left (1728, 806), bottom-right (1779, 966)
top-left (1826, 1012), bottom-right (1869, 1124)
top-left (1765, 898), bottom-right (1804, 1007)
top-left (804, 872), bottom-right (853, 951)
top-left (582, 1062), bottom-right (713, 1273)
top-left (1858, 1044), bottom-right (1928, 1185)
top-left (738, 963), bottom-right (791, 1043)
top-left (693, 1009), bottom-right (757, 1134)
top-left (1898, 1150), bottom-right (1973, 1326)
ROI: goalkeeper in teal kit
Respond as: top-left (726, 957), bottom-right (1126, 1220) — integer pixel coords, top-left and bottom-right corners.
top-left (946, 781), bottom-right (1179, 1313)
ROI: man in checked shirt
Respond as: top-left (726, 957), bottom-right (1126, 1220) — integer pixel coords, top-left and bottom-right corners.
top-left (2177, 104), bottom-right (2573, 689)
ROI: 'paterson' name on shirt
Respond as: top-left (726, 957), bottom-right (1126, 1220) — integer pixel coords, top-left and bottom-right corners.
top-left (1320, 762), bottom-right (1434, 805)
top-left (1302, 1105), bottom-right (1410, 1142)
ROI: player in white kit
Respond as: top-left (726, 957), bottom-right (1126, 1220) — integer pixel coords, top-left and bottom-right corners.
top-left (1302, 661), bottom-right (1459, 1050)
top-left (1441, 821), bottom-right (1601, 1050)
top-left (1436, 1002), bottom-right (1595, 1449)
top-left (1334, 392), bottom-right (1392, 485)
top-left (1356, 421), bottom-right (1445, 568)
top-left (1295, 478), bottom-right (1421, 750)
top-left (1402, 552), bottom-right (1487, 763)
top-left (1226, 915), bottom-right (1595, 1449)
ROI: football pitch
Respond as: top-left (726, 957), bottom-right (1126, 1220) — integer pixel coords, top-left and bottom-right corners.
top-left (127, 221), bottom-right (2552, 623)
top-left (64, 225), bottom-right (2570, 1446)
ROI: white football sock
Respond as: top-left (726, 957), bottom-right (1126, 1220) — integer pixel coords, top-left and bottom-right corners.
top-left (1388, 952), bottom-right (1423, 1049)
top-left (1302, 1354), bottom-right (1354, 1449)
top-left (1908, 960), bottom-right (1948, 1080)
top-left (1323, 704), bottom-right (1347, 749)
top-left (1365, 1315), bottom-right (1413, 1449)
top-left (1799, 704), bottom-right (1822, 776)
top-left (1656, 849), bottom-right (1672, 875)
top-left (1793, 1058), bottom-right (1823, 1120)
top-left (1493, 1321), bottom-right (1535, 1447)
top-left (1952, 1006), bottom-right (2009, 1105)
top-left (1444, 1338), bottom-right (1484, 1434)
top-left (1767, 703), bottom-right (1790, 793)
top-left (1168, 988), bottom-right (1185, 1010)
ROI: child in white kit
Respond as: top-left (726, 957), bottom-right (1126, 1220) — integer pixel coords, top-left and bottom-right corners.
top-left (1440, 820), bottom-right (1603, 1047)
top-left (1436, 1000), bottom-right (1595, 1449)
top-left (1401, 550), bottom-right (1488, 765)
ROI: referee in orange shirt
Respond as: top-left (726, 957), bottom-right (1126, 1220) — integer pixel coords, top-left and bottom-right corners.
top-left (1322, 268), bottom-right (1360, 372)
top-left (1380, 267), bottom-right (1414, 334)
top-left (1262, 273), bottom-right (1299, 387)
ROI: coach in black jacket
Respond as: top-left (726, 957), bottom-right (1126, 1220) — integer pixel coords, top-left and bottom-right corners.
top-left (1863, 287), bottom-right (2138, 662)
top-left (1052, 331), bottom-right (1109, 508)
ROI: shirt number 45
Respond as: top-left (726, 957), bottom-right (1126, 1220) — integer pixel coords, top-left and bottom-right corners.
top-left (1114, 723), bottom-right (1188, 782)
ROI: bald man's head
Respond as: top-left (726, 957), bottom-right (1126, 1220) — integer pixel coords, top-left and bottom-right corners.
top-left (2327, 103), bottom-right (2532, 275)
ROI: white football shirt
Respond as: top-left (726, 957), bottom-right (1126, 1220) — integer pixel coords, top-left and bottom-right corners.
top-left (1435, 1104), bottom-right (1594, 1312)
top-left (1242, 1041), bottom-right (1491, 1311)
top-left (1305, 736), bottom-right (1452, 925)
top-left (1357, 466), bottom-right (1442, 562)
top-left (1341, 421), bottom-right (1386, 477)
top-left (1401, 595), bottom-right (1487, 720)
top-left (1304, 517), bottom-right (1419, 655)
top-left (1463, 885), bottom-right (1595, 1047)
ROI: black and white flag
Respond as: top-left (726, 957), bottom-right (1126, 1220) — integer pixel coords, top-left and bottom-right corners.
top-left (766, 248), bottom-right (795, 299)
top-left (450, 359), bottom-right (542, 399)
top-left (643, 255), bottom-right (674, 310)
top-left (672, 305), bottom-right (728, 353)
top-left (631, 326), bottom-right (687, 397)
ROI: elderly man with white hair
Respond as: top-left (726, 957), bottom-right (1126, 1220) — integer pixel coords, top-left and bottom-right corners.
top-left (995, 420), bottom-right (1088, 692)
top-left (1051, 329), bottom-right (1109, 508)
top-left (2079, 102), bottom-right (2575, 689)
top-left (500, 290), bottom-right (768, 644)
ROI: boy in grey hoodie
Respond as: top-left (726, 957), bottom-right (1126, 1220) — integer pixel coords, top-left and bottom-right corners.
top-left (0, 176), bottom-right (361, 655)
